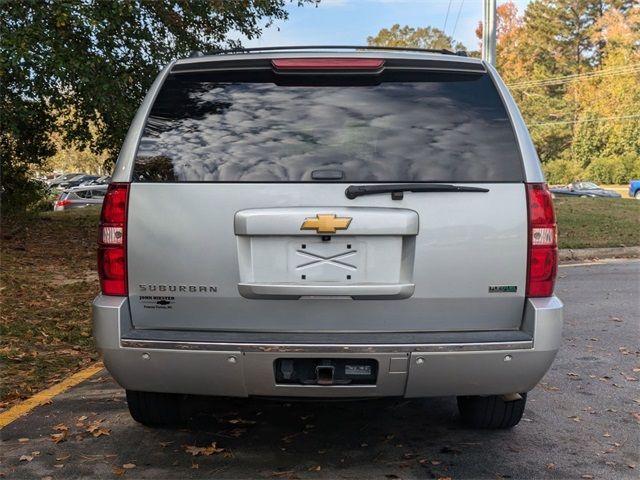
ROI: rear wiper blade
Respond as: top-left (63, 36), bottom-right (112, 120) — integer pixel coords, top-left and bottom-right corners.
top-left (345, 183), bottom-right (490, 200)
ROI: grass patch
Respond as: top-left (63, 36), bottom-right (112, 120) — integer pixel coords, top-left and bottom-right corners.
top-left (0, 208), bottom-right (101, 409)
top-left (555, 198), bottom-right (640, 249)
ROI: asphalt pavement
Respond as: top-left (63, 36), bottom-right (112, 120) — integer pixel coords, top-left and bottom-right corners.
top-left (1, 260), bottom-right (638, 479)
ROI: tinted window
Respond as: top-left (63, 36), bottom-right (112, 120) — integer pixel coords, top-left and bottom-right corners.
top-left (134, 69), bottom-right (523, 182)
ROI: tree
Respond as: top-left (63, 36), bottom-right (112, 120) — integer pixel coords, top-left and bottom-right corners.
top-left (0, 0), bottom-right (313, 211)
top-left (367, 24), bottom-right (466, 52)
top-left (572, 6), bottom-right (640, 173)
top-left (476, 0), bottom-right (638, 175)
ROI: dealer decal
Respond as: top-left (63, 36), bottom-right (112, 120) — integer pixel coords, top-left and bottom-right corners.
top-left (140, 295), bottom-right (175, 310)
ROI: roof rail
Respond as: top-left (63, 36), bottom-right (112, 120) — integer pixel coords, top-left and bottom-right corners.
top-left (188, 45), bottom-right (464, 58)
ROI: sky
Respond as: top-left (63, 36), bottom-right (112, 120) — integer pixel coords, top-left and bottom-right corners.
top-left (237, 0), bottom-right (532, 53)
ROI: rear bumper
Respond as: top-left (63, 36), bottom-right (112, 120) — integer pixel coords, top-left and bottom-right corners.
top-left (93, 296), bottom-right (563, 398)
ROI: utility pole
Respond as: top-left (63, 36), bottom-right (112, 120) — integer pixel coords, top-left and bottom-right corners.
top-left (482, 0), bottom-right (496, 65)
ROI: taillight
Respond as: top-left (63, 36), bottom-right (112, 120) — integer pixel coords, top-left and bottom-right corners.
top-left (98, 183), bottom-right (129, 296)
top-left (56, 199), bottom-right (71, 207)
top-left (526, 183), bottom-right (558, 297)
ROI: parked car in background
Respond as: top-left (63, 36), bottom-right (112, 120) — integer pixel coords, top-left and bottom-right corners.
top-left (550, 181), bottom-right (622, 198)
top-left (629, 180), bottom-right (640, 199)
top-left (47, 173), bottom-right (83, 190)
top-left (62, 174), bottom-right (101, 189)
top-left (82, 175), bottom-right (111, 186)
top-left (53, 185), bottom-right (108, 211)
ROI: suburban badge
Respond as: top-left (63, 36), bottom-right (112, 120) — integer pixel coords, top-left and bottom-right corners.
top-left (489, 285), bottom-right (518, 293)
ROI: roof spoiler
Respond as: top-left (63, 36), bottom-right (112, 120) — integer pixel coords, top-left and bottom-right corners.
top-left (188, 45), bottom-right (469, 58)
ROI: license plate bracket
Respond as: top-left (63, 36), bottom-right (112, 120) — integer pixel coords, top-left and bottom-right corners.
top-left (289, 239), bottom-right (363, 282)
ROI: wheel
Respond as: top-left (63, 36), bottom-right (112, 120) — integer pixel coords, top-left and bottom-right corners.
top-left (635, 191), bottom-right (640, 199)
top-left (457, 393), bottom-right (527, 429)
top-left (126, 390), bottom-right (184, 427)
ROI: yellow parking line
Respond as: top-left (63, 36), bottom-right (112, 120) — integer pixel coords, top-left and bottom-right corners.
top-left (0, 362), bottom-right (104, 429)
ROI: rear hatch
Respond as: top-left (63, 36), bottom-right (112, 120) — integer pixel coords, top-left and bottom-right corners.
top-left (125, 55), bottom-right (528, 333)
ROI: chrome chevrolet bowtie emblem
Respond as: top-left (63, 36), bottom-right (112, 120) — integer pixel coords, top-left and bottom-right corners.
top-left (300, 214), bottom-right (352, 234)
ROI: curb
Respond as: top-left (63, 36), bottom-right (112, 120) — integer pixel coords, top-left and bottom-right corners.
top-left (559, 246), bottom-right (640, 262)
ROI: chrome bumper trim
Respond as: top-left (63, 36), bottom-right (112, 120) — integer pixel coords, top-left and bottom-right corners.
top-left (120, 338), bottom-right (533, 353)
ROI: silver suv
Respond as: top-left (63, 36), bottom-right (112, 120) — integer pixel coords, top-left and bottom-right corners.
top-left (93, 46), bottom-right (562, 429)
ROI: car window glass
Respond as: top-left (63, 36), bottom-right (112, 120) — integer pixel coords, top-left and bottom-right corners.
top-left (134, 69), bottom-right (524, 183)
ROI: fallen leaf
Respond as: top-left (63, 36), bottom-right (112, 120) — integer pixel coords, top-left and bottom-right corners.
top-left (77, 415), bottom-right (88, 421)
top-left (621, 372), bottom-right (638, 382)
top-left (567, 372), bottom-right (581, 378)
top-left (581, 475), bottom-right (593, 479)
top-left (603, 433), bottom-right (611, 437)
top-left (546, 463), bottom-right (556, 470)
top-left (628, 464), bottom-right (636, 469)
top-left (308, 465), bottom-right (321, 471)
top-left (191, 462), bottom-right (199, 469)
top-left (56, 454), bottom-right (71, 461)
top-left (86, 419), bottom-right (110, 437)
top-left (18, 438), bottom-right (29, 443)
top-left (53, 423), bottom-right (68, 432)
top-left (159, 441), bottom-right (174, 448)
top-left (112, 466), bottom-right (126, 476)
top-left (183, 442), bottom-right (224, 456)
top-left (632, 412), bottom-right (640, 423)
top-left (122, 463), bottom-right (136, 469)
top-left (53, 464), bottom-right (64, 468)
top-left (50, 431), bottom-right (67, 444)
top-left (19, 455), bottom-right (33, 462)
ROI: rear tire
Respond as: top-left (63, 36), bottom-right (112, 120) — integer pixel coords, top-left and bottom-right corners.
top-left (457, 393), bottom-right (527, 429)
top-left (126, 390), bottom-right (184, 427)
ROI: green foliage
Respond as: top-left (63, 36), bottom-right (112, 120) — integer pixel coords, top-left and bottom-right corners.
top-left (543, 159), bottom-right (584, 184)
top-left (0, 162), bottom-right (50, 214)
top-left (367, 24), bottom-right (466, 51)
top-left (586, 154), bottom-right (640, 184)
top-left (0, 0), bottom-right (312, 211)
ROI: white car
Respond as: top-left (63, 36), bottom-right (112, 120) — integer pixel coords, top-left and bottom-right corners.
top-left (53, 184), bottom-right (108, 211)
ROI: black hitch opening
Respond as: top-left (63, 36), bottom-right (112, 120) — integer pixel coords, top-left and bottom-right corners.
top-left (274, 358), bottom-right (378, 386)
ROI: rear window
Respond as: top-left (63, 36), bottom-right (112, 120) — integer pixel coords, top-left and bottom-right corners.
top-left (133, 68), bottom-right (523, 183)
